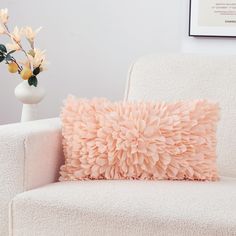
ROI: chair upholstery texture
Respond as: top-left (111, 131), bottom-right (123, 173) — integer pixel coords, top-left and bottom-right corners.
top-left (10, 178), bottom-right (236, 236)
top-left (0, 118), bottom-right (63, 236)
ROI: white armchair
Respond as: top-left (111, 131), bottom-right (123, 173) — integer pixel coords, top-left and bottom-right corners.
top-left (1, 54), bottom-right (236, 236)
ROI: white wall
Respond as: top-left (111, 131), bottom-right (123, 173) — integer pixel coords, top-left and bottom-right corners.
top-left (0, 0), bottom-right (182, 124)
top-left (1, 0), bottom-right (235, 125)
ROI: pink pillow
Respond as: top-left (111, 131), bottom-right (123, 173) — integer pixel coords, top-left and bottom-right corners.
top-left (60, 96), bottom-right (220, 181)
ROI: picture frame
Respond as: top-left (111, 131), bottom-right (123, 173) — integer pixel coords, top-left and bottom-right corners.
top-left (189, 0), bottom-right (236, 37)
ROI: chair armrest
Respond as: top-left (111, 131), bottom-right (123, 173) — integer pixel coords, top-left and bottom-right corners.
top-left (0, 118), bottom-right (63, 193)
top-left (0, 118), bottom-right (63, 235)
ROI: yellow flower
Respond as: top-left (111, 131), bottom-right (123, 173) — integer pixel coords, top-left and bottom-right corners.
top-left (20, 67), bottom-right (32, 80)
top-left (11, 26), bottom-right (22, 43)
top-left (0, 8), bottom-right (9, 24)
top-left (8, 62), bottom-right (18, 73)
top-left (28, 48), bottom-right (48, 71)
top-left (0, 25), bottom-right (5, 34)
top-left (23, 26), bottom-right (42, 43)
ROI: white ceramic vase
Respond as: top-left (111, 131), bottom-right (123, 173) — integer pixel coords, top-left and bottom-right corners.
top-left (14, 81), bottom-right (46, 122)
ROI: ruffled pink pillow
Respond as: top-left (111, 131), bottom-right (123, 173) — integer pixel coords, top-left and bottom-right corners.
top-left (60, 96), bottom-right (220, 181)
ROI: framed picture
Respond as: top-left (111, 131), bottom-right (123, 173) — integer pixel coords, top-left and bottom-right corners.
top-left (189, 0), bottom-right (236, 37)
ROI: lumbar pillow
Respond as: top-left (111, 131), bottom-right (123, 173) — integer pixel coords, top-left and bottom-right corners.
top-left (60, 96), bottom-right (220, 181)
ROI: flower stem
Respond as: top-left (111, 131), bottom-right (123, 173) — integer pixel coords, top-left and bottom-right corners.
top-left (11, 57), bottom-right (23, 73)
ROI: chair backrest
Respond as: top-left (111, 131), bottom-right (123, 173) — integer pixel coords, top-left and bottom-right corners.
top-left (125, 54), bottom-right (236, 178)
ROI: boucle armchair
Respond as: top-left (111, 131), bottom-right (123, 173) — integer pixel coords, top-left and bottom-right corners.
top-left (1, 54), bottom-right (236, 236)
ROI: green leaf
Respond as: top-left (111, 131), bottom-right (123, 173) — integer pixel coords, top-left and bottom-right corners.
top-left (0, 54), bottom-right (5, 63)
top-left (28, 75), bottom-right (38, 87)
top-left (5, 54), bottom-right (12, 62)
top-left (0, 44), bottom-right (7, 53)
top-left (8, 50), bottom-right (16, 55)
top-left (33, 67), bottom-right (40, 76)
top-left (5, 50), bottom-right (16, 62)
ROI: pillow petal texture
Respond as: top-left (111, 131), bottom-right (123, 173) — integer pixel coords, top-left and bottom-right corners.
top-left (60, 96), bottom-right (220, 181)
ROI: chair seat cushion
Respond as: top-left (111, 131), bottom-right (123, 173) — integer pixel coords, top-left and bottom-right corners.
top-left (10, 177), bottom-right (236, 236)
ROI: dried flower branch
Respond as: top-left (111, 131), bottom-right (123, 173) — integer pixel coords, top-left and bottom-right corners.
top-left (0, 8), bottom-right (47, 87)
